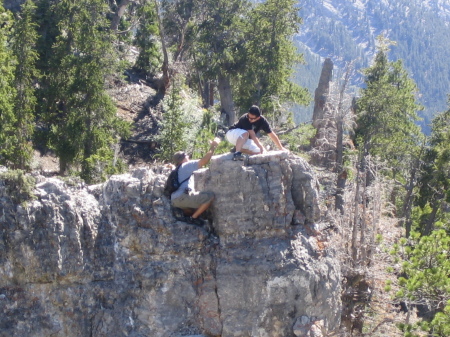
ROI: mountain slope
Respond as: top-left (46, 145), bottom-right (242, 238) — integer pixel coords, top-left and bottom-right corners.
top-left (296, 0), bottom-right (450, 128)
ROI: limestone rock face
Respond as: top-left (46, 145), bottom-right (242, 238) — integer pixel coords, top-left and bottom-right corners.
top-left (0, 153), bottom-right (341, 337)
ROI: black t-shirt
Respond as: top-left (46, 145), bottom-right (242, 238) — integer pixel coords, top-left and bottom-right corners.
top-left (229, 114), bottom-right (272, 134)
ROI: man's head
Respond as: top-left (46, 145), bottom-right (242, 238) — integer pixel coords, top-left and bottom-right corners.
top-left (247, 105), bottom-right (261, 123)
top-left (173, 151), bottom-right (188, 166)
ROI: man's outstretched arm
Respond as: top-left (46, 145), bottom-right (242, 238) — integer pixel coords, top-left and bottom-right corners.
top-left (268, 131), bottom-right (287, 151)
top-left (198, 138), bottom-right (220, 168)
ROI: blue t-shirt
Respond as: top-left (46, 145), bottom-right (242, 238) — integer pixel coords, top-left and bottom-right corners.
top-left (170, 160), bottom-right (200, 200)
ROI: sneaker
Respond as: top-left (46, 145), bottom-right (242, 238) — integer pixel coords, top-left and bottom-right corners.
top-left (233, 151), bottom-right (245, 161)
top-left (230, 146), bottom-right (236, 153)
top-left (185, 216), bottom-right (206, 226)
top-left (172, 207), bottom-right (185, 221)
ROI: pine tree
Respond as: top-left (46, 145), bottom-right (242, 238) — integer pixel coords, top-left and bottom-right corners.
top-left (10, 0), bottom-right (40, 170)
top-left (356, 40), bottom-right (423, 170)
top-left (395, 230), bottom-right (450, 337)
top-left (0, 5), bottom-right (17, 166)
top-left (157, 76), bottom-right (189, 162)
top-left (236, 0), bottom-right (310, 121)
top-left (191, 0), bottom-right (249, 125)
top-left (355, 39), bottom-right (424, 219)
top-left (415, 102), bottom-right (450, 235)
top-left (33, 0), bottom-right (60, 75)
top-left (46, 0), bottom-right (129, 182)
top-left (134, 0), bottom-right (161, 77)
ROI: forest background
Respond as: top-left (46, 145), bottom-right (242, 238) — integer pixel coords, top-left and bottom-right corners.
top-left (1, 0), bottom-right (450, 336)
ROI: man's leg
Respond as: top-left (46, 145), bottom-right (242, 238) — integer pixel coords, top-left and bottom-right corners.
top-left (192, 196), bottom-right (214, 219)
top-left (235, 131), bottom-right (249, 152)
top-left (241, 138), bottom-right (262, 155)
top-left (174, 192), bottom-right (215, 224)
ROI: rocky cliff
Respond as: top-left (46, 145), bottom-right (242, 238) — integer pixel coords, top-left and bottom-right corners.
top-left (0, 152), bottom-right (341, 337)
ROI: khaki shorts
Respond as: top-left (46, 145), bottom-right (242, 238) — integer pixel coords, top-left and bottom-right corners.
top-left (171, 191), bottom-right (214, 209)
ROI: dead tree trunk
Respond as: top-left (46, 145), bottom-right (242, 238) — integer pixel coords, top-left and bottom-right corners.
top-left (310, 58), bottom-right (335, 167)
top-left (335, 68), bottom-right (354, 214)
top-left (312, 58), bottom-right (333, 128)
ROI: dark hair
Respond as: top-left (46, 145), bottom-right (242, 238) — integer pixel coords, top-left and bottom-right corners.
top-left (248, 105), bottom-right (261, 117)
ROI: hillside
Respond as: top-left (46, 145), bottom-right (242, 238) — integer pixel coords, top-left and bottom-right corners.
top-left (295, 0), bottom-right (450, 130)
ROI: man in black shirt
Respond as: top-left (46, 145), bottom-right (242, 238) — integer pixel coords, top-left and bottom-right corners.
top-left (226, 105), bottom-right (287, 160)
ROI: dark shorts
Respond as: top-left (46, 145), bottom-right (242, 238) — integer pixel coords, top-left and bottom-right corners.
top-left (171, 191), bottom-right (214, 209)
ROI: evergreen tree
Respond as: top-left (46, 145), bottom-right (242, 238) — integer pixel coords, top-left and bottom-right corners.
top-left (134, 0), bottom-right (161, 76)
top-left (354, 39), bottom-right (424, 242)
top-left (157, 75), bottom-right (189, 162)
top-left (46, 0), bottom-right (129, 182)
top-left (0, 5), bottom-right (17, 166)
top-left (33, 0), bottom-right (60, 74)
top-left (395, 230), bottom-right (450, 337)
top-left (356, 42), bottom-right (422, 165)
top-left (355, 40), bottom-right (423, 195)
top-left (415, 102), bottom-right (450, 235)
top-left (236, 0), bottom-right (309, 121)
top-left (10, 0), bottom-right (40, 170)
top-left (191, 0), bottom-right (249, 124)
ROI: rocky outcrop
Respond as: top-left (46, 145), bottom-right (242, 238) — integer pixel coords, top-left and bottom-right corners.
top-left (0, 152), bottom-right (341, 337)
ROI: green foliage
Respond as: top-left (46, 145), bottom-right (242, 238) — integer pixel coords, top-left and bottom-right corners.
top-left (0, 169), bottom-right (36, 204)
top-left (355, 42), bottom-right (425, 218)
top-left (156, 77), bottom-right (190, 162)
top-left (278, 123), bottom-right (315, 154)
top-left (9, 0), bottom-right (40, 170)
top-left (191, 108), bottom-right (218, 160)
top-left (415, 104), bottom-right (450, 234)
top-left (192, 0), bottom-right (248, 77)
top-left (235, 0), bottom-right (310, 118)
top-left (395, 230), bottom-right (450, 336)
top-left (134, 0), bottom-right (161, 76)
top-left (43, 0), bottom-right (130, 183)
top-left (0, 5), bottom-right (17, 166)
top-left (430, 302), bottom-right (450, 337)
top-left (356, 44), bottom-right (423, 165)
top-left (33, 0), bottom-right (60, 74)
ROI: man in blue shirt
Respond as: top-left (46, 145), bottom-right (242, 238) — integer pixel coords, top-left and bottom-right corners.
top-left (226, 105), bottom-right (287, 161)
top-left (170, 138), bottom-right (219, 225)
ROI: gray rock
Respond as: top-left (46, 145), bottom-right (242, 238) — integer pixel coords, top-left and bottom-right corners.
top-left (0, 153), bottom-right (341, 337)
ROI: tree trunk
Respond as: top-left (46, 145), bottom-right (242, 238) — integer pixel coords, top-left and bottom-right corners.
top-left (360, 168), bottom-right (368, 265)
top-left (335, 65), bottom-right (353, 214)
top-left (424, 201), bottom-right (440, 235)
top-left (335, 169), bottom-right (347, 214)
top-left (351, 168), bottom-right (362, 265)
top-left (217, 73), bottom-right (235, 125)
top-left (209, 81), bottom-right (215, 107)
top-left (335, 116), bottom-right (345, 214)
top-left (153, 0), bottom-right (170, 104)
top-left (203, 81), bottom-right (209, 108)
top-left (402, 146), bottom-right (424, 237)
top-left (402, 167), bottom-right (417, 237)
top-left (110, 0), bottom-right (131, 31)
top-left (312, 58), bottom-right (333, 128)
